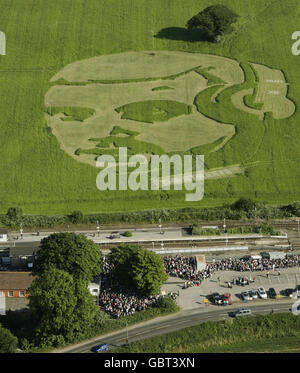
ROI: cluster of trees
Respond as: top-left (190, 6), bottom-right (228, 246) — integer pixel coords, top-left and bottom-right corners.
top-left (2, 198), bottom-right (300, 230)
top-left (108, 245), bottom-right (168, 297)
top-left (28, 233), bottom-right (102, 348)
top-left (186, 5), bottom-right (239, 42)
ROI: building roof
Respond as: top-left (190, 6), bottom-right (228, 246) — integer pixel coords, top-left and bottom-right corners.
top-left (0, 229), bottom-right (8, 234)
top-left (0, 272), bottom-right (36, 290)
top-left (10, 246), bottom-right (37, 257)
top-left (269, 252), bottom-right (286, 260)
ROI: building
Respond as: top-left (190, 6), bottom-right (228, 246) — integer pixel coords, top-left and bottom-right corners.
top-left (9, 246), bottom-right (37, 269)
top-left (0, 272), bottom-right (36, 298)
top-left (0, 229), bottom-right (8, 243)
top-left (0, 245), bottom-right (38, 269)
top-left (195, 254), bottom-right (206, 271)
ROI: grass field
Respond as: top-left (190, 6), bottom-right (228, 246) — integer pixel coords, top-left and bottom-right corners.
top-left (1, 0), bottom-right (300, 214)
top-left (112, 313), bottom-right (300, 353)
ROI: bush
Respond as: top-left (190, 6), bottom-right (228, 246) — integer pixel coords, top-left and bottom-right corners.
top-left (6, 207), bottom-right (23, 220)
top-left (69, 210), bottom-right (84, 224)
top-left (123, 231), bottom-right (133, 237)
top-left (231, 198), bottom-right (257, 213)
top-left (0, 324), bottom-right (18, 353)
top-left (157, 296), bottom-right (179, 312)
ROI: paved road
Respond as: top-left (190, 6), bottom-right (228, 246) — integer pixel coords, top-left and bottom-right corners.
top-left (58, 300), bottom-right (295, 353)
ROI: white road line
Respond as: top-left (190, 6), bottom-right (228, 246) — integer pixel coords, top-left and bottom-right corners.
top-left (176, 320), bottom-right (188, 324)
top-left (154, 324), bottom-right (171, 330)
top-left (133, 331), bottom-right (148, 336)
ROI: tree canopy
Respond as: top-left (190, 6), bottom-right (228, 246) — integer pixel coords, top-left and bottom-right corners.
top-left (34, 232), bottom-right (102, 282)
top-left (231, 197), bottom-right (257, 212)
top-left (186, 5), bottom-right (238, 42)
top-left (108, 245), bottom-right (168, 296)
top-left (0, 324), bottom-right (18, 353)
top-left (29, 267), bottom-right (98, 347)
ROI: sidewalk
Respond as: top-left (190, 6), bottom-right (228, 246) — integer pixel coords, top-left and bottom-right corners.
top-left (161, 267), bottom-right (300, 311)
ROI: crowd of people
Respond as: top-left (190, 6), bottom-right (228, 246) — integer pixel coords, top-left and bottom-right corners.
top-left (163, 255), bottom-right (213, 284)
top-left (98, 253), bottom-right (300, 318)
top-left (99, 256), bottom-right (162, 318)
top-left (98, 286), bottom-right (161, 318)
top-left (163, 254), bottom-right (300, 282)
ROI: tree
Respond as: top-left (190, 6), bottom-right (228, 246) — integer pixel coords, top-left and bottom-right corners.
top-left (0, 324), bottom-right (18, 353)
top-left (109, 245), bottom-right (168, 296)
top-left (6, 207), bottom-right (23, 220)
top-left (69, 210), bottom-right (84, 224)
top-left (231, 197), bottom-right (257, 213)
top-left (29, 268), bottom-right (78, 346)
top-left (33, 232), bottom-right (102, 282)
top-left (186, 5), bottom-right (238, 42)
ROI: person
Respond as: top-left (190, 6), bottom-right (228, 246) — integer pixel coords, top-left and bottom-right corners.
top-left (278, 271), bottom-right (281, 276)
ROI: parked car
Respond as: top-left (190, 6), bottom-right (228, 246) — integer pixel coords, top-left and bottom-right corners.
top-left (268, 288), bottom-right (277, 299)
top-left (258, 287), bottom-right (267, 299)
top-left (210, 292), bottom-right (220, 304)
top-left (281, 288), bottom-right (295, 297)
top-left (212, 293), bottom-right (223, 305)
top-left (91, 343), bottom-right (109, 353)
top-left (234, 308), bottom-right (252, 317)
top-left (221, 293), bottom-right (232, 305)
top-left (249, 289), bottom-right (258, 299)
top-left (290, 290), bottom-right (300, 299)
top-left (241, 291), bottom-right (252, 301)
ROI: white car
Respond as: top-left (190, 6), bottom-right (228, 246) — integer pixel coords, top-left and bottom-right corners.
top-left (258, 287), bottom-right (267, 299)
top-left (249, 289), bottom-right (258, 299)
top-left (241, 291), bottom-right (253, 301)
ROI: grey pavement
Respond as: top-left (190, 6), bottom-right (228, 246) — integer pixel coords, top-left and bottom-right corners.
top-left (161, 266), bottom-right (300, 311)
top-left (3, 227), bottom-right (286, 245)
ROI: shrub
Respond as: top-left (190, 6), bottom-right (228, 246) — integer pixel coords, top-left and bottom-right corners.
top-left (6, 207), bottom-right (23, 220)
top-left (123, 231), bottom-right (133, 237)
top-left (69, 210), bottom-right (84, 224)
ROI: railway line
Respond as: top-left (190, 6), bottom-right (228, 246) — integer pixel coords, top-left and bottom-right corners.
top-left (98, 235), bottom-right (288, 251)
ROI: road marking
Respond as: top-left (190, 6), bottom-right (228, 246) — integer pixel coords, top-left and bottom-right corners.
top-left (154, 324), bottom-right (172, 330)
top-left (133, 331), bottom-right (148, 336)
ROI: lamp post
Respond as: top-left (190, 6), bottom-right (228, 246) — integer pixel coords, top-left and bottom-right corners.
top-left (97, 221), bottom-right (100, 237)
top-left (223, 218), bottom-right (226, 234)
top-left (159, 218), bottom-right (162, 235)
top-left (20, 223), bottom-right (23, 240)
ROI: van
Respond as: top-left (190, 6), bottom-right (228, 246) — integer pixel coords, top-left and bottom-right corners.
top-left (234, 308), bottom-right (252, 317)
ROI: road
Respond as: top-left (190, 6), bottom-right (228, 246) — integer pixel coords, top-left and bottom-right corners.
top-left (58, 300), bottom-right (295, 353)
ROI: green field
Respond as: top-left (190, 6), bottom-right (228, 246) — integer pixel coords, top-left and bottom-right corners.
top-left (112, 313), bottom-right (300, 353)
top-left (1, 0), bottom-right (300, 214)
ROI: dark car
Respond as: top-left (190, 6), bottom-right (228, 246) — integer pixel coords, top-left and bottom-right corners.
top-left (268, 288), bottom-right (277, 299)
top-left (210, 292), bottom-right (222, 305)
top-left (281, 288), bottom-right (295, 297)
top-left (91, 343), bottom-right (109, 353)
